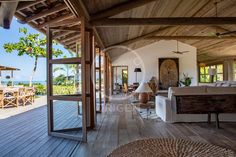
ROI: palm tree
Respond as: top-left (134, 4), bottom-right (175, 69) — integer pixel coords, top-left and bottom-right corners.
top-left (53, 64), bottom-right (78, 86)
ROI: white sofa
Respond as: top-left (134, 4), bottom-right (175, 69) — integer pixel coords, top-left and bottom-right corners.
top-left (214, 81), bottom-right (236, 87)
top-left (155, 86), bottom-right (236, 123)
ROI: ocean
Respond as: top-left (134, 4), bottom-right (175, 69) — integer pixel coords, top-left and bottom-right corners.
top-left (1, 81), bottom-right (46, 85)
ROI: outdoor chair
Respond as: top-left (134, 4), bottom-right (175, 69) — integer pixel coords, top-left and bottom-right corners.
top-left (18, 87), bottom-right (26, 106)
top-left (24, 87), bottom-right (35, 105)
top-left (2, 91), bottom-right (18, 108)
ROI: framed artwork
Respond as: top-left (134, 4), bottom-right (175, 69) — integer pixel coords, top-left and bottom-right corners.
top-left (159, 58), bottom-right (179, 90)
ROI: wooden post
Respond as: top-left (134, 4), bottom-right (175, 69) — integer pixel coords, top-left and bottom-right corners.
top-left (0, 71), bottom-right (1, 85)
top-left (215, 113), bottom-right (220, 129)
top-left (46, 26), bottom-right (53, 135)
top-left (80, 16), bottom-right (87, 142)
top-left (109, 58), bottom-right (112, 97)
top-left (11, 70), bottom-right (14, 86)
top-left (103, 54), bottom-right (107, 105)
top-left (89, 30), bottom-right (96, 128)
top-left (99, 48), bottom-right (102, 111)
top-left (105, 54), bottom-right (110, 103)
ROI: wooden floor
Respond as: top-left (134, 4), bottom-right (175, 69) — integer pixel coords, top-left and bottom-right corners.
top-left (0, 96), bottom-right (235, 157)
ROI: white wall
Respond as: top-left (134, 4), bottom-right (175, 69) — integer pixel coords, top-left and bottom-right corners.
top-left (112, 40), bottom-right (198, 86)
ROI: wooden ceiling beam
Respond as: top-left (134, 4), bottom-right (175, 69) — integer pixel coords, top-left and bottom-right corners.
top-left (16, 0), bottom-right (45, 11)
top-left (198, 56), bottom-right (236, 63)
top-left (50, 26), bottom-right (80, 32)
top-left (90, 0), bottom-right (157, 20)
top-left (51, 18), bottom-right (80, 27)
top-left (53, 31), bottom-right (73, 39)
top-left (146, 36), bottom-right (236, 40)
top-left (0, 0), bottom-right (35, 1)
top-left (63, 39), bottom-right (80, 45)
top-left (107, 26), bottom-right (174, 47)
top-left (60, 34), bottom-right (80, 43)
top-left (38, 13), bottom-right (74, 28)
top-left (64, 0), bottom-right (105, 49)
top-left (67, 43), bottom-right (76, 48)
top-left (91, 17), bottom-right (236, 26)
top-left (25, 4), bottom-right (68, 22)
top-left (0, 1), bottom-right (18, 29)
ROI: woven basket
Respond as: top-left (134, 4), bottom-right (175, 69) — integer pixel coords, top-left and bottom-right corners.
top-left (108, 138), bottom-right (235, 157)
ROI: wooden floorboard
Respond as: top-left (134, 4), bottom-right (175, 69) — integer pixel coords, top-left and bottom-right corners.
top-left (0, 96), bottom-right (235, 157)
top-left (72, 97), bottom-right (236, 156)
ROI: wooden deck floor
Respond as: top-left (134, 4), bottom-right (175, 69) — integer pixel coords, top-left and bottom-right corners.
top-left (0, 97), bottom-right (235, 157)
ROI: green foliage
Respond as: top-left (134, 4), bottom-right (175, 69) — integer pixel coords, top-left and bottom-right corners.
top-left (53, 74), bottom-right (67, 85)
top-left (3, 27), bottom-right (63, 58)
top-left (18, 82), bottom-right (30, 86)
top-left (34, 84), bottom-right (46, 95)
top-left (16, 82), bottom-right (76, 96)
top-left (180, 73), bottom-right (192, 86)
top-left (53, 64), bottom-right (77, 86)
top-left (7, 81), bottom-right (12, 86)
top-left (53, 85), bottom-right (77, 95)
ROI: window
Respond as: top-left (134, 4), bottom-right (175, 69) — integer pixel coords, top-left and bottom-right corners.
top-left (199, 64), bottom-right (223, 83)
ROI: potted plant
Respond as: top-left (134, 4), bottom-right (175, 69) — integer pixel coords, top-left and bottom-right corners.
top-left (180, 73), bottom-right (192, 86)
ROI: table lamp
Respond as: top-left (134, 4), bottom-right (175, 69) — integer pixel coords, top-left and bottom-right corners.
top-left (135, 82), bottom-right (153, 103)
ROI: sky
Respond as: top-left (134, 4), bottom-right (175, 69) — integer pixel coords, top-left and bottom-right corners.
top-left (0, 18), bottom-right (70, 82)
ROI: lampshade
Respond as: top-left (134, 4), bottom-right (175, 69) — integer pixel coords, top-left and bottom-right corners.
top-left (134, 68), bottom-right (141, 72)
top-left (135, 82), bottom-right (153, 93)
top-left (208, 68), bottom-right (216, 75)
top-left (199, 63), bottom-right (206, 67)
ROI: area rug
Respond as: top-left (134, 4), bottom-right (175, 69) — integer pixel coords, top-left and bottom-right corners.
top-left (107, 138), bottom-right (235, 157)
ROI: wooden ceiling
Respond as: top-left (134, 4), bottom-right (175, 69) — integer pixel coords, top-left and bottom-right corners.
top-left (1, 0), bottom-right (236, 62)
top-left (81, 0), bottom-right (236, 62)
top-left (13, 0), bottom-right (79, 52)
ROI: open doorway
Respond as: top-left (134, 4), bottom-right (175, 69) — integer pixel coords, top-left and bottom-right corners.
top-left (112, 66), bottom-right (128, 94)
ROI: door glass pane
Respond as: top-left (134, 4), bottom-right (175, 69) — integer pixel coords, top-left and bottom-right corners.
top-left (52, 64), bottom-right (81, 95)
top-left (205, 75), bottom-right (210, 82)
top-left (200, 75), bottom-right (205, 82)
top-left (200, 67), bottom-right (205, 75)
top-left (52, 100), bottom-right (83, 138)
top-left (205, 66), bottom-right (209, 75)
top-left (217, 64), bottom-right (223, 73)
top-left (217, 74), bottom-right (223, 81)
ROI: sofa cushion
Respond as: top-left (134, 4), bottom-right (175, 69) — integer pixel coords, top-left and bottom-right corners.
top-left (221, 83), bottom-right (230, 87)
top-left (169, 86), bottom-right (207, 98)
top-left (215, 82), bottom-right (223, 87)
top-left (207, 87), bottom-right (236, 94)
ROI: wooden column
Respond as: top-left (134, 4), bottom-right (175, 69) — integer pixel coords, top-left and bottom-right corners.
top-left (103, 54), bottom-right (107, 105)
top-left (104, 54), bottom-right (110, 104)
top-left (80, 16), bottom-right (87, 142)
top-left (46, 26), bottom-right (53, 135)
top-left (89, 30), bottom-right (96, 128)
top-left (98, 47), bottom-right (102, 112)
top-left (108, 58), bottom-right (112, 97)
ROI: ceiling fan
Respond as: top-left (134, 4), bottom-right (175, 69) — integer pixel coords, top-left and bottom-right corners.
top-left (172, 41), bottom-right (189, 55)
top-left (209, 1), bottom-right (236, 37)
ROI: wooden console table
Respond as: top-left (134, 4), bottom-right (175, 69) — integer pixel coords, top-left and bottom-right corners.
top-left (175, 94), bottom-right (236, 128)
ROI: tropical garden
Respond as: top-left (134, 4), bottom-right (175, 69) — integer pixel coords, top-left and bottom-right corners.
top-left (3, 27), bottom-right (79, 96)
